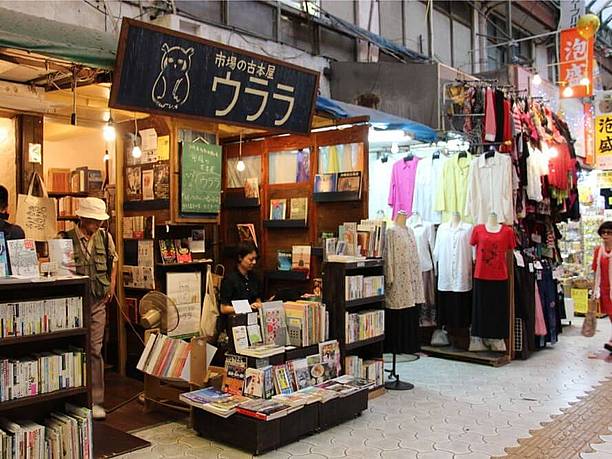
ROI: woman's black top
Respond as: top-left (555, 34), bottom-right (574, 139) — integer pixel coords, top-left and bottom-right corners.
top-left (220, 270), bottom-right (261, 306)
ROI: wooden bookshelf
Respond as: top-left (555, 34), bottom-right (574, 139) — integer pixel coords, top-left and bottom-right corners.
top-left (322, 261), bottom-right (385, 376)
top-left (263, 219), bottom-right (308, 228)
top-left (0, 278), bottom-right (91, 419)
top-left (313, 191), bottom-right (361, 202)
top-left (48, 191), bottom-right (89, 198)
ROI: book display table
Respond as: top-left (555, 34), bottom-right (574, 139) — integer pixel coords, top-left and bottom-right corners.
top-left (192, 388), bottom-right (368, 455)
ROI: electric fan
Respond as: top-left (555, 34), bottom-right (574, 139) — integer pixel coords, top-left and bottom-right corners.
top-left (139, 291), bottom-right (180, 334)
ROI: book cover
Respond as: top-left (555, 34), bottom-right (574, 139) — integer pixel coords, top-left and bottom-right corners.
top-left (272, 364), bottom-right (293, 395)
top-left (247, 324), bottom-right (263, 346)
top-left (0, 232), bottom-right (8, 276)
top-left (244, 177), bottom-right (260, 200)
top-left (48, 239), bottom-right (76, 277)
top-left (188, 229), bottom-right (205, 253)
top-left (269, 199), bottom-right (287, 220)
top-left (142, 169), bottom-right (155, 200)
top-left (243, 368), bottom-right (264, 398)
top-left (236, 224), bottom-right (258, 247)
top-left (291, 246), bottom-right (311, 276)
top-left (232, 325), bottom-right (249, 352)
top-left (222, 354), bottom-right (248, 396)
top-left (289, 197), bottom-right (308, 221)
top-left (262, 365), bottom-right (275, 399)
top-left (174, 239), bottom-right (192, 263)
top-left (343, 222), bottom-right (358, 256)
top-left (179, 386), bottom-right (229, 406)
top-left (158, 240), bottom-right (177, 264)
top-left (154, 163), bottom-right (170, 199)
top-left (277, 250), bottom-right (292, 271)
top-left (336, 171), bottom-right (362, 194)
top-left (137, 240), bottom-right (154, 267)
top-left (7, 239), bottom-right (39, 278)
top-left (292, 358), bottom-right (312, 390)
top-left (319, 340), bottom-right (341, 379)
top-left (306, 354), bottom-right (326, 385)
top-left (314, 173), bottom-right (337, 193)
top-left (126, 166), bottom-right (141, 199)
top-left (259, 301), bottom-right (287, 346)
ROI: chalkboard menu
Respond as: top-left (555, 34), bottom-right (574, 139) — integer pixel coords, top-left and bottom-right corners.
top-left (110, 19), bottom-right (319, 135)
top-left (180, 142), bottom-right (222, 215)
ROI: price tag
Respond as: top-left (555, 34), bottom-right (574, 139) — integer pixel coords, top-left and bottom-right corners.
top-left (528, 263), bottom-right (534, 273)
top-left (513, 250), bottom-right (525, 267)
top-left (533, 261), bottom-right (543, 270)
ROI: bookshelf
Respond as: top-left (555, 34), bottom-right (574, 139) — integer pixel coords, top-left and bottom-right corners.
top-left (323, 261), bottom-right (385, 390)
top-left (0, 277), bottom-right (91, 419)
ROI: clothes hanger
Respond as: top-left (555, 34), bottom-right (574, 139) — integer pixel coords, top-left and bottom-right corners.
top-left (403, 147), bottom-right (414, 162)
top-left (432, 150), bottom-right (440, 160)
top-left (458, 151), bottom-right (468, 159)
top-left (485, 145), bottom-right (496, 159)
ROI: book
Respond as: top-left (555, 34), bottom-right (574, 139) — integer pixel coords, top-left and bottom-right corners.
top-left (236, 399), bottom-right (290, 421)
top-left (277, 250), bottom-right (292, 271)
top-left (126, 166), bottom-right (142, 198)
top-left (154, 163), bottom-right (170, 199)
top-left (123, 215), bottom-right (155, 240)
top-left (314, 173), bottom-right (337, 192)
top-left (232, 326), bottom-right (249, 352)
top-left (272, 364), bottom-right (293, 395)
top-left (159, 240), bottom-right (177, 264)
top-left (306, 354), bottom-right (326, 385)
top-left (319, 340), bottom-right (341, 379)
top-left (7, 239), bottom-right (39, 278)
top-left (179, 387), bottom-right (229, 408)
top-left (289, 197), bottom-right (308, 221)
top-left (243, 368), bottom-right (264, 398)
top-left (203, 395), bottom-right (249, 418)
top-left (247, 324), bottom-right (263, 346)
top-left (137, 240), bottom-right (154, 267)
top-left (236, 223), bottom-right (258, 247)
top-left (259, 301), bottom-right (287, 346)
top-left (48, 239), bottom-right (76, 276)
top-left (342, 222), bottom-right (358, 257)
top-left (222, 354), bottom-right (248, 395)
top-left (262, 365), bottom-right (275, 399)
top-left (125, 297), bottom-right (139, 323)
top-left (0, 232), bottom-right (9, 276)
top-left (336, 171), bottom-right (362, 194)
top-left (174, 239), bottom-right (192, 263)
top-left (291, 358), bottom-right (312, 390)
top-left (269, 199), bottom-right (287, 220)
top-left (291, 245), bottom-right (311, 276)
top-left (142, 169), bottom-right (155, 200)
top-left (189, 229), bottom-right (205, 253)
top-left (244, 177), bottom-right (260, 201)
top-left (47, 168), bottom-right (71, 192)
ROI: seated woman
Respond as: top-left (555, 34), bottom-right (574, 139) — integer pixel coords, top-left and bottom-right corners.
top-left (220, 241), bottom-right (263, 314)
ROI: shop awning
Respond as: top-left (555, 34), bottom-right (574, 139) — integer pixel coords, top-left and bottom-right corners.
top-left (316, 96), bottom-right (437, 143)
top-left (0, 7), bottom-right (116, 70)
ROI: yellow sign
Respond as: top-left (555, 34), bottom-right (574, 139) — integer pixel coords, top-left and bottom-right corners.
top-left (157, 135), bottom-right (170, 161)
top-left (596, 114), bottom-right (612, 169)
top-left (571, 288), bottom-right (589, 314)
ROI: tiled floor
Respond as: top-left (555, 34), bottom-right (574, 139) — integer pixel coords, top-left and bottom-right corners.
top-left (121, 318), bottom-right (612, 459)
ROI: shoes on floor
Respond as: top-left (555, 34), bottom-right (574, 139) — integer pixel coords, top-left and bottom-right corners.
top-left (93, 404), bottom-right (106, 420)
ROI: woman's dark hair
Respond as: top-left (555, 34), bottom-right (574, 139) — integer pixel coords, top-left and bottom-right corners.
top-left (236, 241), bottom-right (258, 261)
top-left (597, 221), bottom-right (612, 236)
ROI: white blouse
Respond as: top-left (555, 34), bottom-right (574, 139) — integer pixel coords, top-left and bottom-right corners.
top-left (409, 220), bottom-right (436, 272)
top-left (384, 225), bottom-right (425, 309)
top-left (433, 222), bottom-right (474, 292)
top-left (464, 152), bottom-right (514, 225)
top-left (412, 155), bottom-right (447, 224)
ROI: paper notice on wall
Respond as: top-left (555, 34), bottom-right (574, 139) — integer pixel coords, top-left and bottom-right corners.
top-left (28, 143), bottom-right (41, 164)
top-left (139, 128), bottom-right (158, 152)
top-left (166, 272), bottom-right (201, 338)
top-left (157, 136), bottom-right (170, 160)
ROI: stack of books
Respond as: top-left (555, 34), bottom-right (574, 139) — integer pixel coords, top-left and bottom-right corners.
top-left (0, 403), bottom-right (93, 459)
top-left (0, 297), bottom-right (83, 338)
top-left (344, 356), bottom-right (384, 387)
top-left (345, 275), bottom-right (385, 300)
top-left (345, 309), bottom-right (385, 344)
top-left (283, 301), bottom-right (328, 347)
top-left (314, 172), bottom-right (362, 196)
top-left (179, 387), bottom-right (248, 418)
top-left (0, 348), bottom-right (86, 401)
top-left (357, 219), bottom-right (386, 258)
top-left (136, 334), bottom-right (192, 381)
top-left (122, 216), bottom-right (155, 240)
top-left (57, 197), bottom-right (81, 217)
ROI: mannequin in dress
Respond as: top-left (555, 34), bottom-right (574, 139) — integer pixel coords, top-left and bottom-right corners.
top-left (486, 212), bottom-right (501, 233)
top-left (395, 210), bottom-right (407, 227)
top-left (408, 211), bottom-right (436, 327)
top-left (450, 211), bottom-right (462, 228)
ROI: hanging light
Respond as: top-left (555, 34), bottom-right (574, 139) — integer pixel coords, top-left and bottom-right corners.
top-left (236, 131), bottom-right (245, 171)
top-left (580, 76), bottom-right (590, 87)
top-left (103, 123), bottom-right (116, 142)
top-left (131, 116), bottom-right (142, 158)
top-left (390, 142), bottom-right (399, 154)
top-left (562, 85), bottom-right (574, 98)
top-left (103, 150), bottom-right (110, 162)
top-left (532, 73), bottom-right (542, 86)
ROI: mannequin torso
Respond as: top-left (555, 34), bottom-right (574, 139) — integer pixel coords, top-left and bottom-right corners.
top-left (485, 212), bottom-right (501, 233)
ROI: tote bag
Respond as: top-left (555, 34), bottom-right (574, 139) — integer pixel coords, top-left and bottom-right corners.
top-left (200, 265), bottom-right (220, 341)
top-left (581, 298), bottom-right (598, 338)
top-left (15, 172), bottom-right (57, 241)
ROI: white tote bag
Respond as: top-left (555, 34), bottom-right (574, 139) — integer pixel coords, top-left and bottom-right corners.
top-left (15, 172), bottom-right (57, 241)
top-left (200, 265), bottom-right (220, 340)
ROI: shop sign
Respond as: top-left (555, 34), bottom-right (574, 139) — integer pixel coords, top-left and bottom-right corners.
top-left (110, 19), bottom-right (319, 135)
top-left (584, 102), bottom-right (595, 165)
top-left (595, 114), bottom-right (612, 170)
top-left (559, 0), bottom-right (584, 29)
top-left (559, 27), bottom-right (594, 99)
top-left (594, 90), bottom-right (612, 116)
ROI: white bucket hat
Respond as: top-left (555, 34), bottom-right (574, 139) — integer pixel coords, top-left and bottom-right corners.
top-left (76, 197), bottom-right (109, 221)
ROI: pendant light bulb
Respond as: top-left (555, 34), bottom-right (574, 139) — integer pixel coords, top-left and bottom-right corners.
top-left (132, 143), bottom-right (142, 159)
top-left (580, 76), bottom-right (590, 86)
top-left (103, 150), bottom-right (110, 162)
top-left (562, 85), bottom-right (574, 98)
top-left (236, 159), bottom-right (246, 172)
top-left (532, 73), bottom-right (542, 86)
top-left (103, 123), bottom-right (116, 142)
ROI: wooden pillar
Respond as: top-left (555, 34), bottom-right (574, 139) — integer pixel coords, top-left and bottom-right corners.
top-left (15, 114), bottom-right (44, 193)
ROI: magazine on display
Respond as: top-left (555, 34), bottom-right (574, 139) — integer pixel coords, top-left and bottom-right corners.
top-left (7, 239), bottom-right (39, 278)
top-left (47, 239), bottom-right (76, 277)
top-left (269, 199), bottom-right (287, 220)
top-left (289, 197), bottom-right (308, 221)
top-left (244, 178), bottom-right (260, 201)
top-left (236, 224), bottom-right (258, 247)
top-left (0, 233), bottom-right (8, 276)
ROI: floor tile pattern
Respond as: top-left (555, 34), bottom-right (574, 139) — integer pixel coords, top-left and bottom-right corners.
top-left (122, 319), bottom-right (611, 458)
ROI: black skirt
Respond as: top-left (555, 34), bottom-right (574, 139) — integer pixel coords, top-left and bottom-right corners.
top-left (472, 279), bottom-right (509, 339)
top-left (438, 291), bottom-right (472, 328)
top-left (384, 306), bottom-right (420, 354)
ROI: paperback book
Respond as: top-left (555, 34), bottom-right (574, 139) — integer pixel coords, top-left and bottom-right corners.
top-left (291, 245), bottom-right (311, 277)
top-left (159, 240), bottom-right (177, 264)
top-left (277, 250), bottom-right (292, 271)
top-left (243, 367), bottom-right (264, 398)
top-left (314, 173), bottom-right (337, 192)
top-left (269, 199), bottom-right (287, 220)
top-left (244, 177), bottom-right (260, 201)
top-left (47, 239), bottom-right (76, 276)
top-left (0, 233), bottom-right (8, 276)
top-left (236, 223), bottom-right (258, 247)
top-left (174, 239), bottom-right (192, 263)
top-left (7, 239), bottom-right (39, 278)
top-left (259, 301), bottom-right (287, 346)
top-left (336, 171), bottom-right (362, 195)
top-left (289, 197), bottom-right (308, 221)
top-left (223, 354), bottom-right (248, 396)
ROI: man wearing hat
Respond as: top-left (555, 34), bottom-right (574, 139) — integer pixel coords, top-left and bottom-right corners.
top-left (67, 197), bottom-right (117, 420)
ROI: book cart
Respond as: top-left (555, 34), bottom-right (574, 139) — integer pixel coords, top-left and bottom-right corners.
top-left (0, 277), bottom-right (93, 456)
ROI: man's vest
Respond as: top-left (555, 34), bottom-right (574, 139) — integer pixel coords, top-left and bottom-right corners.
top-left (67, 228), bottom-right (110, 302)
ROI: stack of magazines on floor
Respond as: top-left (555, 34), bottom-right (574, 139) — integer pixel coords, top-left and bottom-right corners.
top-left (0, 403), bottom-right (92, 459)
top-left (180, 340), bottom-right (374, 420)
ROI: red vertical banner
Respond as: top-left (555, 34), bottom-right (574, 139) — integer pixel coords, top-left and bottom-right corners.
top-left (559, 27), bottom-right (594, 98)
top-left (584, 102), bottom-right (595, 165)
